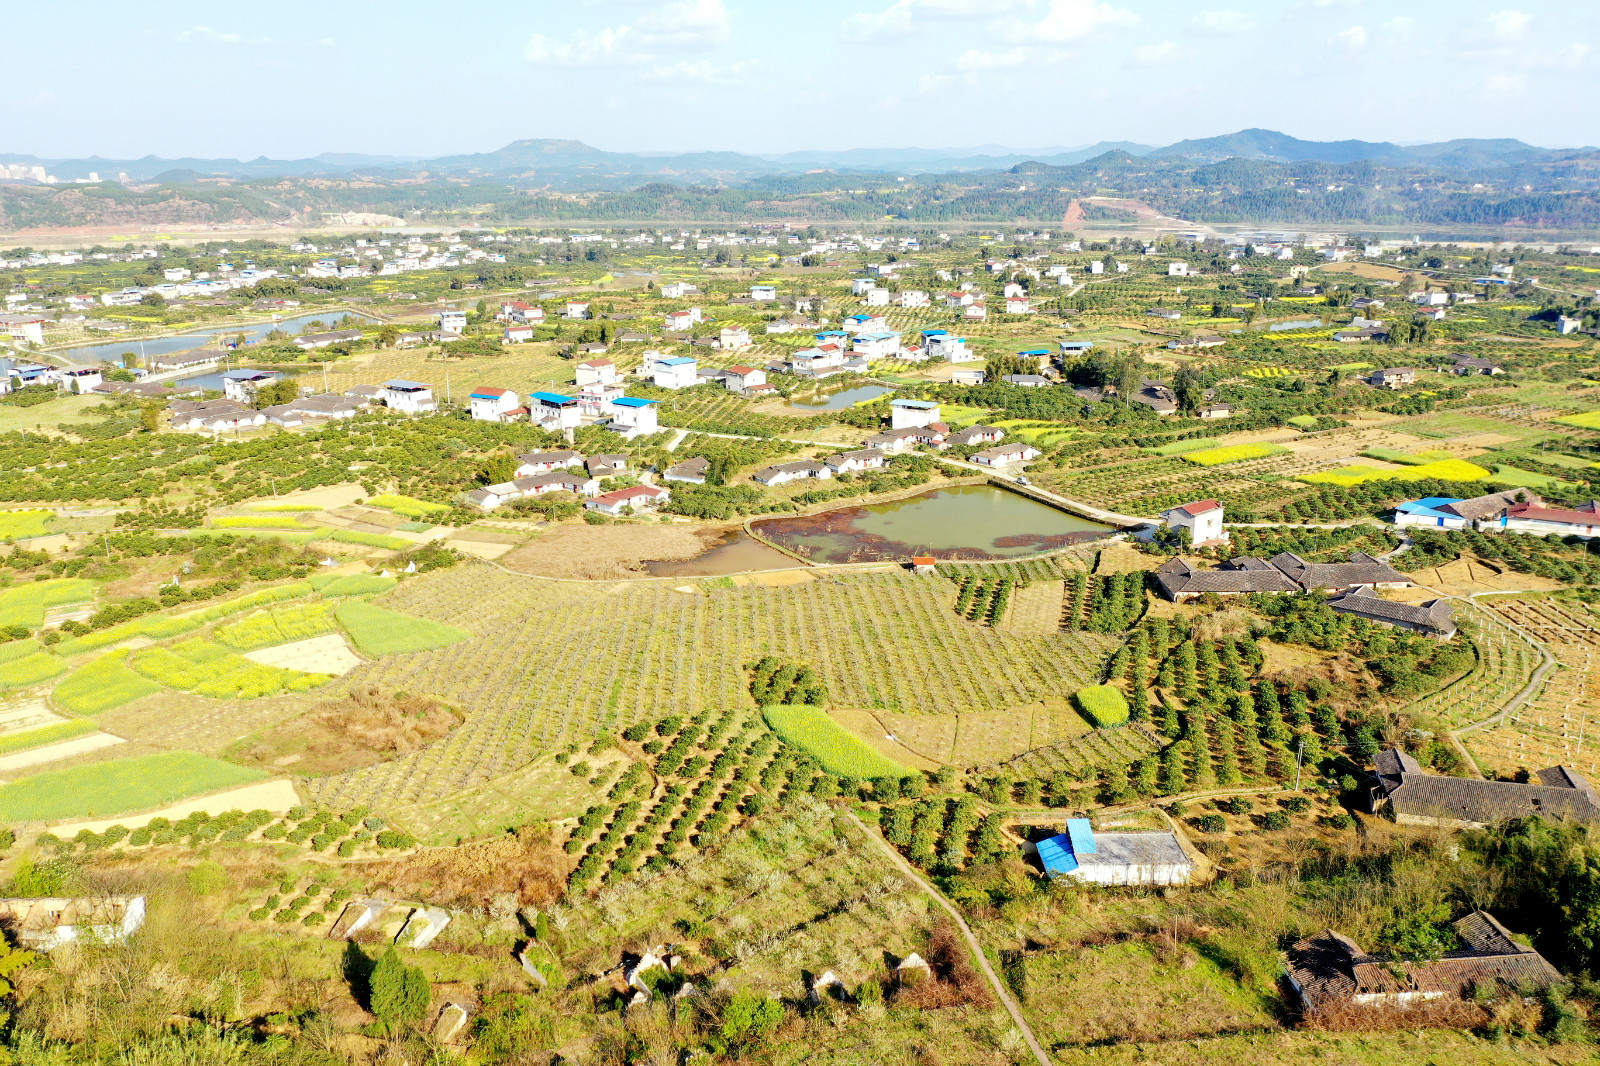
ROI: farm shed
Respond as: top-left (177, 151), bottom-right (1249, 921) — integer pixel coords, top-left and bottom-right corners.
top-left (1033, 818), bottom-right (1192, 885)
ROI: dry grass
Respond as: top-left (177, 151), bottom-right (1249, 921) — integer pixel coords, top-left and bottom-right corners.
top-left (359, 822), bottom-right (572, 910)
top-left (499, 521), bottom-right (721, 579)
top-left (226, 686), bottom-right (461, 775)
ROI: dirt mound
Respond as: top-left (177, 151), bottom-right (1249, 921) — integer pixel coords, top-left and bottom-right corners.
top-left (227, 686), bottom-right (460, 776)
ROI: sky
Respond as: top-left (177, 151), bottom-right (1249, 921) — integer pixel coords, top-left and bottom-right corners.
top-left (4, 0), bottom-right (1597, 160)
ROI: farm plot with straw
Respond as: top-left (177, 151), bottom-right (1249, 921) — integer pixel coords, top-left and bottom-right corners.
top-left (306, 561), bottom-right (1118, 811)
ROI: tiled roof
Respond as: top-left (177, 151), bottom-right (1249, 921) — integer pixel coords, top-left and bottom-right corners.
top-left (1438, 489), bottom-right (1541, 521)
top-left (1373, 747), bottom-right (1600, 825)
top-left (1329, 587), bottom-right (1454, 635)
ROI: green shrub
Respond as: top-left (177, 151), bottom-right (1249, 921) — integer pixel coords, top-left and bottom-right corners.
top-left (1263, 811), bottom-right (1290, 831)
top-left (1073, 685), bottom-right (1130, 729)
top-left (1197, 814), bottom-right (1227, 834)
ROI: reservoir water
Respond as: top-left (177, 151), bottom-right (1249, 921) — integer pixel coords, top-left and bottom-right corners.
top-left (751, 484), bottom-right (1112, 564)
top-left (785, 385), bottom-right (892, 412)
top-left (54, 311), bottom-right (377, 366)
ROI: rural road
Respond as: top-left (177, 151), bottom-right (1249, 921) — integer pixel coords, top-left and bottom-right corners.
top-left (843, 811), bottom-right (1051, 1066)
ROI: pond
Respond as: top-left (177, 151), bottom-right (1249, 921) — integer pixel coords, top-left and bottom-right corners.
top-left (1266, 318), bottom-right (1324, 332)
top-left (785, 385), bottom-right (892, 412)
top-left (643, 529), bottom-right (797, 577)
top-left (751, 484), bottom-right (1112, 565)
top-left (54, 311), bottom-right (378, 366)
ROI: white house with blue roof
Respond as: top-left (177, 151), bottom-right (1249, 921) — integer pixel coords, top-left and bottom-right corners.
top-left (651, 355), bottom-right (698, 390)
top-left (1394, 497), bottom-right (1474, 530)
top-left (890, 398), bottom-right (941, 430)
top-left (852, 331), bottom-right (902, 360)
top-left (1034, 818), bottom-right (1193, 886)
top-left (607, 395), bottom-right (659, 437)
top-left (381, 379), bottom-right (436, 414)
top-left (530, 391), bottom-right (581, 432)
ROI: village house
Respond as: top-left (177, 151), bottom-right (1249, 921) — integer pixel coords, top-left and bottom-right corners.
top-left (1393, 489), bottom-right (1540, 530)
top-left (607, 395), bottom-right (660, 437)
top-left (790, 345), bottom-right (847, 378)
top-left (587, 485), bottom-right (670, 516)
top-left (899, 290), bottom-right (929, 308)
top-left (0, 895), bottom-right (146, 952)
top-left (1365, 747), bottom-right (1600, 827)
top-left (1286, 911), bottom-right (1562, 1016)
top-left (1198, 402), bottom-right (1234, 419)
top-left (221, 368), bottom-right (280, 404)
top-left (964, 301), bottom-right (988, 320)
top-left (718, 326), bottom-right (753, 351)
top-left (1033, 819), bottom-right (1193, 886)
top-left (565, 301), bottom-right (590, 320)
top-left (852, 331), bottom-right (901, 360)
top-left (147, 350), bottom-right (223, 374)
top-left (1003, 374), bottom-right (1050, 388)
top-left (530, 391), bottom-right (581, 433)
top-left (951, 367), bottom-right (986, 386)
top-left (971, 442), bottom-right (1042, 466)
top-left (765, 318), bottom-right (797, 334)
top-left (1369, 367), bottom-right (1417, 390)
top-left (652, 355), bottom-right (699, 390)
top-left (844, 312), bottom-right (887, 332)
top-left (295, 328), bottom-right (363, 350)
top-left (1004, 295), bottom-right (1032, 314)
top-left (1153, 550), bottom-right (1409, 602)
top-left (586, 454), bottom-right (628, 479)
top-left (395, 330), bottom-right (435, 348)
top-left (1162, 499), bottom-right (1228, 547)
top-left (890, 398), bottom-right (941, 430)
top-left (753, 460), bottom-right (833, 486)
top-left (1145, 307), bottom-right (1182, 321)
top-left (1451, 355), bottom-right (1503, 376)
top-left (864, 287), bottom-right (890, 307)
top-left (750, 284), bottom-right (777, 302)
top-left (824, 447), bottom-right (888, 474)
top-left (663, 308), bottom-right (701, 330)
top-left (1328, 587), bottom-right (1456, 638)
top-left (579, 380), bottom-right (625, 416)
top-left (664, 456), bottom-right (711, 484)
top-left (262, 393), bottom-right (367, 428)
top-left (504, 325), bottom-right (534, 343)
top-left (866, 425), bottom-right (947, 452)
top-left (61, 367), bottom-right (102, 394)
top-left (721, 365), bottom-right (767, 395)
top-left (166, 399), bottom-right (267, 433)
top-left (515, 450), bottom-right (585, 477)
top-left (1496, 500), bottom-right (1600, 539)
top-left (1167, 335), bottom-right (1225, 350)
top-left (438, 309), bottom-right (467, 335)
top-left (381, 380), bottom-right (437, 415)
top-left (575, 358), bottom-right (619, 387)
top-left (469, 386), bottom-right (523, 423)
top-left (660, 282), bottom-right (697, 299)
top-left (943, 425), bottom-right (1005, 449)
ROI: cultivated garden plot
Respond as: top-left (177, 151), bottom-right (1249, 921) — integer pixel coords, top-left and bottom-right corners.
top-left (1469, 598), bottom-right (1600, 780)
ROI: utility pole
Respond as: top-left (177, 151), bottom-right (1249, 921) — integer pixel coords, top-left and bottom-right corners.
top-left (1293, 736), bottom-right (1304, 791)
top-left (445, 370), bottom-right (451, 405)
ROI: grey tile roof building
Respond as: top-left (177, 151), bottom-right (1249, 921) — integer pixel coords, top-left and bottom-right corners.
top-left (1286, 911), bottom-right (1561, 1014)
top-left (1328, 587), bottom-right (1456, 637)
top-left (1366, 747), bottom-right (1600, 827)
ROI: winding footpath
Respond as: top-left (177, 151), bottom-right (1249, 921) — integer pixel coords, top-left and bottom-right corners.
top-left (842, 810), bottom-right (1051, 1066)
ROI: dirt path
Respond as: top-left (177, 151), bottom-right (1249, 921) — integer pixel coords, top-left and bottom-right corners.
top-left (842, 810), bottom-right (1050, 1066)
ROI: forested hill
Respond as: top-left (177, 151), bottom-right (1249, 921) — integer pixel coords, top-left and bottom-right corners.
top-left (4, 149), bottom-right (1600, 232)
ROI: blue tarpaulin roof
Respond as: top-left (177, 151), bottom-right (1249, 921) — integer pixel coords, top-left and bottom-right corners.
top-left (611, 396), bottom-right (657, 408)
top-left (1066, 818), bottom-right (1097, 855)
top-left (530, 391), bottom-right (577, 405)
top-left (1037, 834), bottom-right (1077, 875)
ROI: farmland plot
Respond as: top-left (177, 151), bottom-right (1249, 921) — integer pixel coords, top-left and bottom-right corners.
top-left (308, 562), bottom-right (1119, 810)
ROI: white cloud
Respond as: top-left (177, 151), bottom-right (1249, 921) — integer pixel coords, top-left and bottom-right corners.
top-left (1382, 16), bottom-right (1414, 35)
top-left (525, 0), bottom-right (730, 66)
top-left (843, 0), bottom-right (1026, 41)
top-left (917, 72), bottom-right (955, 95)
top-left (1190, 10), bottom-right (1255, 35)
top-left (1485, 72), bottom-right (1527, 95)
top-left (1130, 40), bottom-right (1179, 66)
top-left (177, 25), bottom-right (244, 44)
top-left (1001, 0), bottom-right (1137, 44)
top-left (23, 90), bottom-right (56, 107)
top-left (1487, 9), bottom-right (1532, 40)
top-left (640, 59), bottom-right (753, 84)
top-left (955, 47), bottom-right (1032, 72)
top-left (1330, 24), bottom-right (1367, 51)
top-left (844, 0), bottom-right (914, 40)
top-left (316, 37), bottom-right (335, 47)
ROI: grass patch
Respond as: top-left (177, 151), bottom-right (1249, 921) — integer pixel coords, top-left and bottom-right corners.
top-left (762, 704), bottom-right (910, 779)
top-left (1302, 458), bottom-right (1491, 487)
top-left (0, 719), bottom-right (96, 757)
top-left (1241, 366), bottom-right (1296, 378)
top-left (211, 515), bottom-right (316, 530)
top-left (366, 494), bottom-right (449, 519)
top-left (53, 582), bottom-right (316, 656)
top-left (0, 510), bottom-right (53, 540)
top-left (0, 650), bottom-right (66, 690)
top-left (309, 573), bottom-right (398, 596)
top-left (1327, 361), bottom-right (1373, 372)
top-left (0, 752), bottom-right (264, 822)
top-left (130, 638), bottom-right (331, 698)
top-left (1360, 447), bottom-right (1433, 465)
top-left (0, 579), bottom-right (96, 630)
top-left (215, 602), bottom-right (338, 651)
top-left (248, 504), bottom-right (321, 512)
top-left (1180, 443), bottom-right (1289, 466)
top-left (0, 639), bottom-right (42, 664)
top-left (1073, 685), bottom-right (1130, 728)
top-left (328, 529), bottom-right (413, 550)
top-left (1149, 438), bottom-right (1224, 456)
top-left (53, 651), bottom-right (163, 714)
top-left (334, 600), bottom-right (470, 657)
top-left (1490, 465), bottom-right (1577, 489)
top-left (1285, 415), bottom-right (1319, 428)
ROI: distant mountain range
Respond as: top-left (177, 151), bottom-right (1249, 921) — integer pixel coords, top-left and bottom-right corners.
top-left (2, 129), bottom-right (1592, 186)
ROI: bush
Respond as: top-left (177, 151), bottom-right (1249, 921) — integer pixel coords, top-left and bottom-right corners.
top-left (1263, 811), bottom-right (1290, 831)
top-left (1197, 814), bottom-right (1227, 834)
top-left (1284, 796), bottom-right (1313, 814)
top-left (249, 907), bottom-right (271, 921)
top-left (1219, 797), bottom-right (1252, 815)
top-left (1073, 685), bottom-right (1130, 729)
top-left (1324, 812), bottom-right (1355, 830)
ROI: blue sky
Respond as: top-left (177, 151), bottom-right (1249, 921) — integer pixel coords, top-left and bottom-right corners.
top-left (5, 0), bottom-right (1597, 159)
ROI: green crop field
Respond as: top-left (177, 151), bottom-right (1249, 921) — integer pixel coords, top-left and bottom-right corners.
top-left (0, 649), bottom-right (66, 689)
top-left (0, 510), bottom-right (53, 540)
top-left (309, 573), bottom-right (398, 596)
top-left (762, 705), bottom-right (911, 779)
top-left (0, 579), bottom-right (96, 630)
top-left (365, 494), bottom-right (448, 518)
top-left (130, 638), bottom-right (330, 698)
top-left (1490, 465), bottom-right (1576, 489)
top-left (215, 601), bottom-right (337, 651)
top-left (1150, 438), bottom-right (1224, 456)
top-left (53, 581), bottom-right (316, 656)
top-left (328, 529), bottom-right (413, 550)
top-left (248, 504), bottom-right (320, 512)
top-left (334, 600), bottom-right (469, 657)
top-left (0, 719), bottom-right (96, 757)
top-left (1555, 411), bottom-right (1600, 430)
top-left (53, 651), bottom-right (163, 714)
top-left (1181, 443), bottom-right (1289, 465)
top-left (1073, 684), bottom-right (1130, 728)
top-left (0, 639), bottom-right (42, 664)
top-left (0, 752), bottom-right (264, 822)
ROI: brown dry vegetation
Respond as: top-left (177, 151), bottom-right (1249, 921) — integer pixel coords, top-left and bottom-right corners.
top-left (363, 823), bottom-right (572, 911)
top-left (498, 521), bottom-right (723, 579)
top-left (227, 686), bottom-right (461, 776)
